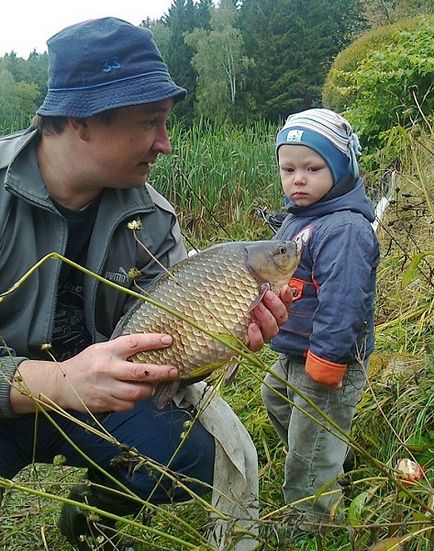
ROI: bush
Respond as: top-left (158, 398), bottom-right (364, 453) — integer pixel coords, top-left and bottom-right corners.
top-left (323, 15), bottom-right (434, 167)
top-left (322, 15), bottom-right (434, 114)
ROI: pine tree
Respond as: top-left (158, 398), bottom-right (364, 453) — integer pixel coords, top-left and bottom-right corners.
top-left (239, 0), bottom-right (364, 121)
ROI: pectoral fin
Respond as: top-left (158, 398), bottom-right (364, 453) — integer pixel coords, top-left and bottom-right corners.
top-left (188, 361), bottom-right (227, 379)
top-left (247, 282), bottom-right (272, 313)
top-left (152, 380), bottom-right (181, 409)
top-left (224, 358), bottom-right (242, 384)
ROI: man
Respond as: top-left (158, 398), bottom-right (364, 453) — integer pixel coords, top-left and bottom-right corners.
top-left (0, 17), bottom-right (290, 550)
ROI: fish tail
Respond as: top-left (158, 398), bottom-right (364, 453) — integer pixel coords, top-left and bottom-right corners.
top-left (152, 380), bottom-right (181, 409)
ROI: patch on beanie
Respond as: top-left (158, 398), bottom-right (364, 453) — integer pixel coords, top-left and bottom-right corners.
top-left (286, 129), bottom-right (304, 142)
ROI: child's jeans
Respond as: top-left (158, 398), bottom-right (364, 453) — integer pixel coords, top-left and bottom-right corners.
top-left (261, 354), bottom-right (367, 529)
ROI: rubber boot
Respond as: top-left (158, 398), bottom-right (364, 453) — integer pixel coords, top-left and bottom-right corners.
top-left (343, 448), bottom-right (356, 472)
top-left (58, 473), bottom-right (139, 550)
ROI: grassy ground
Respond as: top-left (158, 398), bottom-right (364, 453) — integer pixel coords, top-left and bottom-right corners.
top-left (1, 357), bottom-right (432, 550)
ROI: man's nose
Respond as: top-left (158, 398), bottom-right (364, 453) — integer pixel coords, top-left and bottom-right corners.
top-left (153, 126), bottom-right (172, 155)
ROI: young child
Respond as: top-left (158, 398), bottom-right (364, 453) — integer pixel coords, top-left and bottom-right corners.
top-left (261, 108), bottom-right (380, 534)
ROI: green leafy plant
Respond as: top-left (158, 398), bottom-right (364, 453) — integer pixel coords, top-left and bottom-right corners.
top-left (323, 15), bottom-right (431, 112)
top-left (1, 117), bottom-right (433, 551)
top-left (342, 20), bottom-right (434, 158)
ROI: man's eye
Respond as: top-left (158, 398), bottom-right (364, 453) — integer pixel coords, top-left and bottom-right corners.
top-left (140, 119), bottom-right (157, 127)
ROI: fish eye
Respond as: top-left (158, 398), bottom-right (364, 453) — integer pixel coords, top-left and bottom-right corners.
top-left (278, 246), bottom-right (287, 255)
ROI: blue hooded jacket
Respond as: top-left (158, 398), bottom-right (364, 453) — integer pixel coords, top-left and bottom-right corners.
top-left (270, 178), bottom-right (380, 364)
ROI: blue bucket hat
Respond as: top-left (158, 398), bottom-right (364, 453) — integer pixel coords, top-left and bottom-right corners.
top-left (37, 17), bottom-right (186, 118)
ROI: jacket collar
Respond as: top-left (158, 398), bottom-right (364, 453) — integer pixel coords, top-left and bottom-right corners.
top-left (0, 127), bottom-right (36, 170)
top-left (286, 178), bottom-right (376, 222)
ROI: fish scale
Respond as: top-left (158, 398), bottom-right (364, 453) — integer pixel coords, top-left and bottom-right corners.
top-left (112, 240), bottom-right (299, 407)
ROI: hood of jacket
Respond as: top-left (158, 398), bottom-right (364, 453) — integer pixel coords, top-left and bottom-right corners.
top-left (286, 178), bottom-right (376, 223)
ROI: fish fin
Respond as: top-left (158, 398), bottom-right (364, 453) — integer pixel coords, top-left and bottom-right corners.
top-left (188, 360), bottom-right (228, 379)
top-left (247, 282), bottom-right (272, 313)
top-left (110, 299), bottom-right (143, 340)
top-left (152, 380), bottom-right (181, 409)
top-left (224, 357), bottom-right (242, 385)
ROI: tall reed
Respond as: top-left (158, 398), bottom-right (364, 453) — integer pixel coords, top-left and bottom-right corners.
top-left (150, 119), bottom-right (284, 244)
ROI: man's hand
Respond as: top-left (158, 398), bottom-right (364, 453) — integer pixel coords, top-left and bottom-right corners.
top-left (247, 284), bottom-right (292, 352)
top-left (10, 334), bottom-right (178, 414)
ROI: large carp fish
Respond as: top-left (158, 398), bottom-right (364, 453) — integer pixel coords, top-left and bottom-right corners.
top-left (112, 240), bottom-right (299, 407)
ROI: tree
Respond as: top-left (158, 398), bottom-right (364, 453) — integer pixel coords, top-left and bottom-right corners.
top-left (151, 0), bottom-right (213, 122)
top-left (0, 50), bottom-right (48, 111)
top-left (360, 0), bottom-right (434, 26)
top-left (238, 0), bottom-right (364, 121)
top-left (0, 52), bottom-right (29, 83)
top-left (27, 51), bottom-right (49, 107)
top-left (0, 69), bottom-right (39, 133)
top-left (185, 0), bottom-right (252, 122)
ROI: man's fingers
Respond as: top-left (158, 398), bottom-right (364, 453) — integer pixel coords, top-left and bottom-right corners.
top-left (246, 323), bottom-right (263, 352)
top-left (107, 334), bottom-right (178, 382)
top-left (127, 362), bottom-right (178, 382)
top-left (261, 290), bottom-right (289, 324)
top-left (111, 333), bottom-right (173, 358)
top-left (252, 301), bottom-right (279, 340)
top-left (279, 284), bottom-right (293, 308)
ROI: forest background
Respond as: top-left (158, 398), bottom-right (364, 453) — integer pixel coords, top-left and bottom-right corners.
top-left (0, 0), bottom-right (432, 132)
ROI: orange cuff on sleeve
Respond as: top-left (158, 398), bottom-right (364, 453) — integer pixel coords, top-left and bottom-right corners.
top-left (305, 350), bottom-right (347, 386)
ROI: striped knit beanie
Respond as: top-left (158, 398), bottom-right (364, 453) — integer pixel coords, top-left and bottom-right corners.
top-left (276, 108), bottom-right (362, 186)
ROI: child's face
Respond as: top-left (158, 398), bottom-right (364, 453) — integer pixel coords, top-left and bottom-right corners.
top-left (278, 145), bottom-right (333, 207)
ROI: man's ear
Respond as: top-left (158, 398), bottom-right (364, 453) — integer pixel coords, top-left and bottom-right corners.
top-left (69, 117), bottom-right (90, 141)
